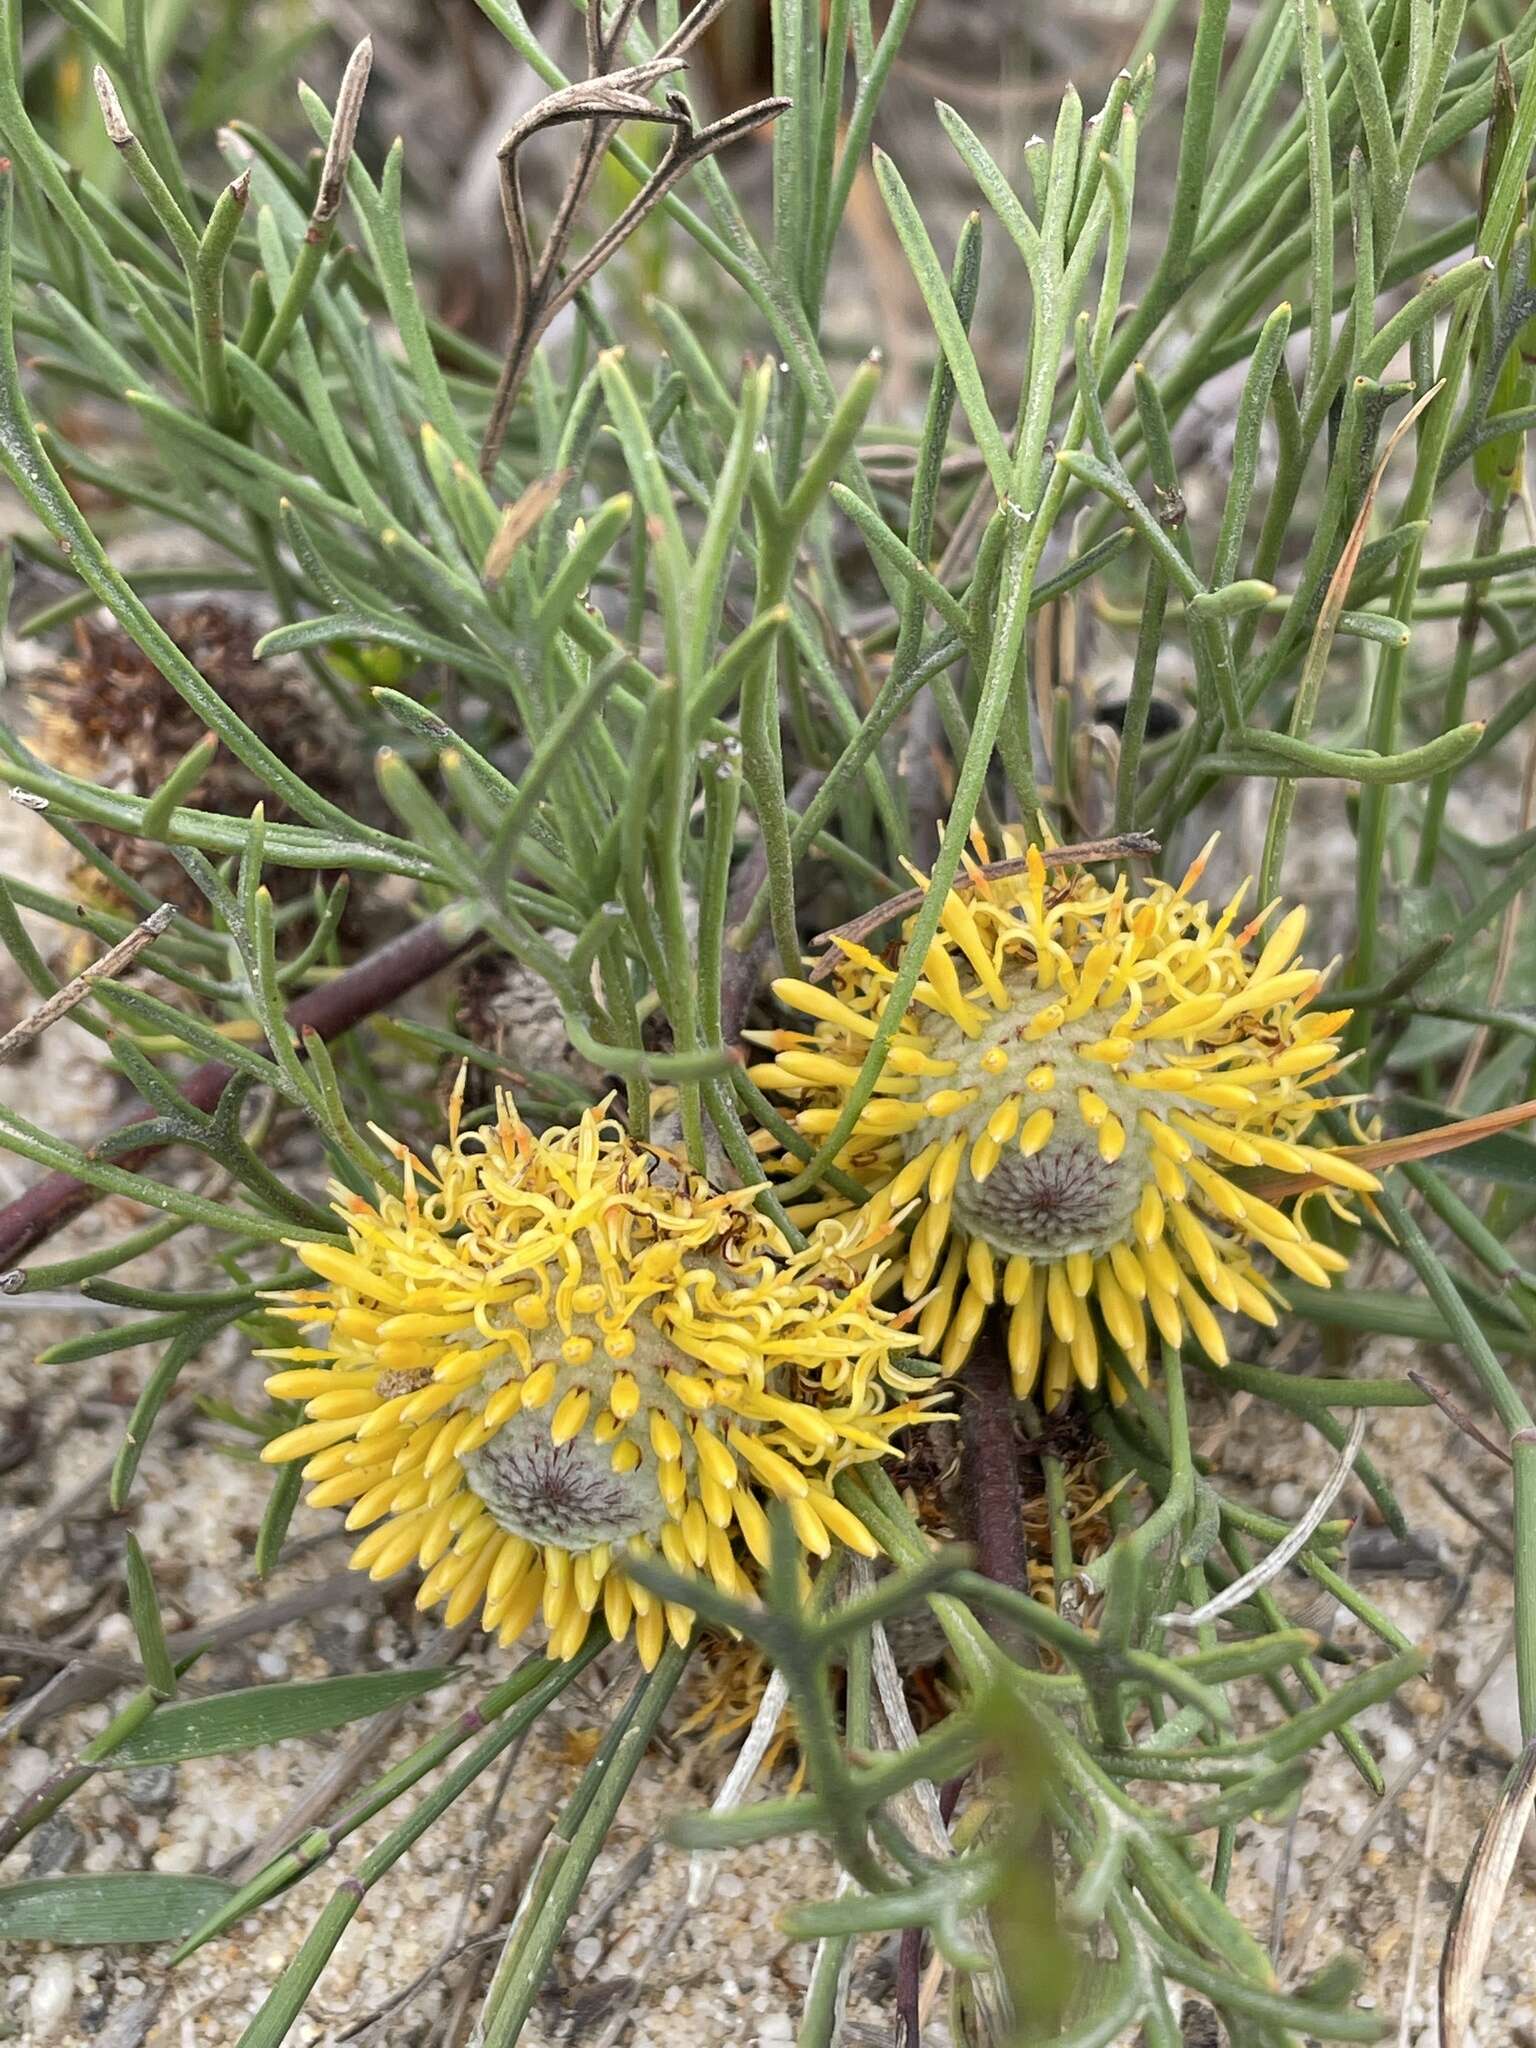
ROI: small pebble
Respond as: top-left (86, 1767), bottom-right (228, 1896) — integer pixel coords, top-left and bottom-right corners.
top-left (8, 1745), bottom-right (50, 1796)
top-left (122, 1764), bottom-right (178, 1814)
top-left (28, 1955), bottom-right (75, 2039)
top-left (152, 1808), bottom-right (208, 1875)
top-left (26, 1816), bottom-right (83, 1877)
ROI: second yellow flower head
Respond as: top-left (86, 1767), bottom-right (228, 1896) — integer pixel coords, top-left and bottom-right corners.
top-left (758, 830), bottom-right (1378, 1404)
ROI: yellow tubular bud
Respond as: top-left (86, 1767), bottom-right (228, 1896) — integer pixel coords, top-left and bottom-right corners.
top-left (772, 978), bottom-right (879, 1037)
top-left (970, 1131), bottom-right (1003, 1181)
top-left (810, 1490), bottom-right (880, 1557)
top-left (986, 1097), bottom-right (1021, 1144)
top-left (1009, 1292), bottom-right (1044, 1395)
top-left (635, 1603), bottom-right (666, 1670)
top-left (888, 1143), bottom-right (940, 1207)
top-left (929, 1133), bottom-right (968, 1205)
top-left (966, 1237), bottom-right (996, 1304)
top-left (1019, 1108), bottom-right (1055, 1156)
top-left (550, 1387), bottom-right (590, 1444)
top-left (1045, 1262), bottom-right (1077, 1344)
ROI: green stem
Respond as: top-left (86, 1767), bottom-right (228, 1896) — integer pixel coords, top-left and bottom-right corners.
top-left (476, 1641), bottom-right (691, 2047)
top-left (1415, 497), bottom-right (1507, 882)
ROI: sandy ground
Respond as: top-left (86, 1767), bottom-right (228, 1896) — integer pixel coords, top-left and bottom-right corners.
top-left (6, 1234), bottom-right (1534, 2047)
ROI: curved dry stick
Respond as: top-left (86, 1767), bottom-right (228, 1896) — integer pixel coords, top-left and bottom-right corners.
top-left (476, 0), bottom-right (787, 477)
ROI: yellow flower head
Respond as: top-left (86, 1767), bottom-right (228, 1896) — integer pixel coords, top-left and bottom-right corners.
top-left (260, 1100), bottom-right (926, 1670)
top-left (757, 830), bottom-right (1378, 1406)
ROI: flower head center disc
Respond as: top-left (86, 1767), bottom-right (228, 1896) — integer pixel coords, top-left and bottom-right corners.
top-left (914, 984), bottom-right (1152, 1260)
top-left (461, 1320), bottom-right (691, 1550)
top-left (462, 1406), bottom-right (664, 1548)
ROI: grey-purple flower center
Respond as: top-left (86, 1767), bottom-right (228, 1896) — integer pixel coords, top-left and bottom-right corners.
top-left (951, 1132), bottom-right (1140, 1256)
top-left (461, 1408), bottom-right (663, 1548)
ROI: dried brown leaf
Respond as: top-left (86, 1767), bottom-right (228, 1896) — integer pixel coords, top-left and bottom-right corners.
top-left (1251, 1096), bottom-right (1536, 1198)
top-left (482, 472), bottom-right (570, 584)
top-left (1440, 1735), bottom-right (1536, 2048)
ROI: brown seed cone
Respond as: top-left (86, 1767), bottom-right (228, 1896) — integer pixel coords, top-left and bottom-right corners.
top-left (29, 604), bottom-right (373, 920)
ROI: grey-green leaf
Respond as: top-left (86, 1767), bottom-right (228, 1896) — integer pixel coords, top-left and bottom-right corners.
top-left (103, 1669), bottom-right (453, 1767)
top-left (0, 1874), bottom-right (237, 1945)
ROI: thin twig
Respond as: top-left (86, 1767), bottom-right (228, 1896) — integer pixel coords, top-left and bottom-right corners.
top-left (590, 1900), bottom-right (689, 2048)
top-left (226, 1622), bottom-right (474, 1882)
top-left (0, 1567), bottom-right (389, 1746)
top-left (1159, 1410), bottom-right (1367, 1630)
top-left (338, 1714), bottom-right (540, 2045)
top-left (477, 4), bottom-right (786, 477)
top-left (1398, 1768), bottom-right (1445, 2048)
top-left (0, 902), bottom-right (175, 1064)
top-left (566, 1839), bottom-right (655, 1950)
top-left (1427, 1475), bottom-right (1516, 1563)
top-left (0, 1654), bottom-right (167, 1749)
top-left (0, 1444), bottom-right (125, 1581)
top-left (686, 1667), bottom-right (790, 1908)
top-left (1267, 1808), bottom-right (1300, 1962)
top-left (1407, 1371), bottom-right (1513, 1467)
top-left (336, 1933), bottom-right (506, 2044)
top-left (1280, 1619), bottom-right (1515, 1986)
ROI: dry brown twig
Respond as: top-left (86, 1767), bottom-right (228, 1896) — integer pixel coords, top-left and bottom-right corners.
top-left (0, 910), bottom-right (476, 1271)
top-left (0, 901), bottom-right (175, 1065)
top-left (477, 0), bottom-right (788, 477)
top-left (1406, 1371), bottom-right (1514, 1467)
top-left (1440, 1735), bottom-right (1536, 2048)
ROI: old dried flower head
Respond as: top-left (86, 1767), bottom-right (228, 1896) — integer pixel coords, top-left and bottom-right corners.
top-left (30, 605), bottom-right (367, 915)
top-left (757, 830), bottom-right (1377, 1405)
top-left (260, 1097), bottom-right (927, 1669)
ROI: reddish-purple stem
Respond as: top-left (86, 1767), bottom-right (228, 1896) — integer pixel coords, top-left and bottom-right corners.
top-left (0, 914), bottom-right (471, 1269)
